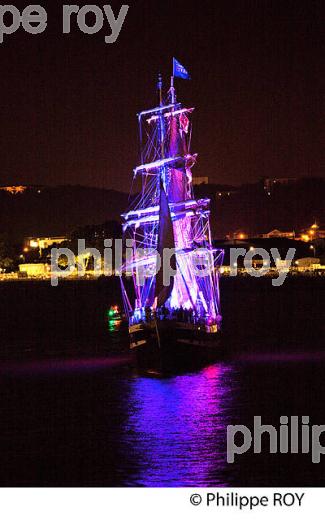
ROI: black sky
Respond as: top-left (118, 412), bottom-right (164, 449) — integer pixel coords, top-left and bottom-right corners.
top-left (0, 0), bottom-right (324, 191)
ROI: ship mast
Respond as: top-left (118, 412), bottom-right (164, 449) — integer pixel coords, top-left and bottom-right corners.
top-left (169, 75), bottom-right (176, 105)
top-left (157, 74), bottom-right (165, 162)
top-left (121, 64), bottom-right (224, 325)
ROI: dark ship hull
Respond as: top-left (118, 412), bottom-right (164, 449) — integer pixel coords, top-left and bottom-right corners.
top-left (129, 320), bottom-right (222, 374)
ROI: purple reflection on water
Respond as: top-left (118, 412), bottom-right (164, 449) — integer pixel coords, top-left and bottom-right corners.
top-left (122, 364), bottom-right (238, 487)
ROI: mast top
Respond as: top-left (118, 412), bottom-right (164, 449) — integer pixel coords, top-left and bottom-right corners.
top-left (169, 76), bottom-right (176, 104)
top-left (157, 73), bottom-right (163, 107)
top-left (156, 73), bottom-right (177, 107)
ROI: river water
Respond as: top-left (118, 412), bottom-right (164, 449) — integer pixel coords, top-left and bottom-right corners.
top-left (0, 277), bottom-right (324, 486)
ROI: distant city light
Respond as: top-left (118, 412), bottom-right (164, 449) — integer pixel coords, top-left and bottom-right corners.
top-left (0, 185), bottom-right (27, 195)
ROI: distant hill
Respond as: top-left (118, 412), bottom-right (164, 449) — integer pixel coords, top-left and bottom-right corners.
top-left (0, 178), bottom-right (324, 241)
top-left (195, 177), bottom-right (325, 238)
top-left (0, 185), bottom-right (129, 240)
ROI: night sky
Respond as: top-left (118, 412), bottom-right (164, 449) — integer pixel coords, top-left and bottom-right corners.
top-left (0, 0), bottom-right (324, 191)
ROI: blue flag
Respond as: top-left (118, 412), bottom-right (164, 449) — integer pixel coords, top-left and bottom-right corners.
top-left (173, 58), bottom-right (191, 80)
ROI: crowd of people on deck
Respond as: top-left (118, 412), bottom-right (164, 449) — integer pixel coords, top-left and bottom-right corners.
top-left (131, 305), bottom-right (208, 325)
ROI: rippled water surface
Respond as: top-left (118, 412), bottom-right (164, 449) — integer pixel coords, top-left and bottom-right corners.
top-left (2, 354), bottom-right (325, 486)
top-left (0, 278), bottom-right (324, 486)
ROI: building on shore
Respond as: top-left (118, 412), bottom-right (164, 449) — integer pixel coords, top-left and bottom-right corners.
top-left (25, 236), bottom-right (68, 255)
top-left (192, 176), bottom-right (209, 186)
top-left (261, 229), bottom-right (295, 239)
top-left (226, 230), bottom-right (249, 241)
top-left (299, 223), bottom-right (325, 242)
top-left (294, 257), bottom-right (325, 273)
top-left (18, 263), bottom-right (51, 277)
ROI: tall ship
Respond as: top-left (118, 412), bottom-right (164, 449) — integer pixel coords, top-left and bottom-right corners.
top-left (120, 60), bottom-right (224, 373)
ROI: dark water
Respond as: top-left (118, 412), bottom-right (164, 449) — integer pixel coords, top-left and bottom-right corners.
top-left (0, 277), bottom-right (324, 486)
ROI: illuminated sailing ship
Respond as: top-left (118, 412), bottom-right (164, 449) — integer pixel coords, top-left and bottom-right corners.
top-left (120, 61), bottom-right (224, 372)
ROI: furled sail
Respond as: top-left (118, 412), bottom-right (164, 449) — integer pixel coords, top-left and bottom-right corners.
top-left (164, 111), bottom-right (198, 310)
top-left (166, 113), bottom-right (188, 203)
